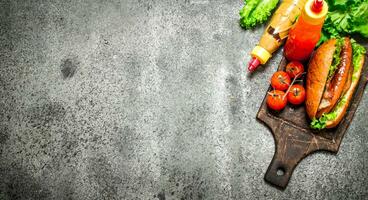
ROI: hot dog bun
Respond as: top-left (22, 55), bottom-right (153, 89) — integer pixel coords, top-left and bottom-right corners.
top-left (305, 39), bottom-right (336, 119)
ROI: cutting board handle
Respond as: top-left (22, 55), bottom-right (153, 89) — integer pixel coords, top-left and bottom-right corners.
top-left (264, 122), bottom-right (316, 189)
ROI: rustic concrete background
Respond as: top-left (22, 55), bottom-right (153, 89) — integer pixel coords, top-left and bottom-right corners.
top-left (0, 0), bottom-right (367, 199)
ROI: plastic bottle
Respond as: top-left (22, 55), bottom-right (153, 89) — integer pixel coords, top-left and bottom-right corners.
top-left (248, 0), bottom-right (308, 72)
top-left (284, 0), bottom-right (328, 61)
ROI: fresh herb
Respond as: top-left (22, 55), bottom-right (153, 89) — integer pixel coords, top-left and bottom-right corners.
top-left (328, 38), bottom-right (344, 79)
top-left (319, 0), bottom-right (368, 44)
top-left (239, 0), bottom-right (279, 29)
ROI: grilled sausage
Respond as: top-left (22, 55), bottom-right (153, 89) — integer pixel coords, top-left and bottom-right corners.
top-left (316, 38), bottom-right (352, 117)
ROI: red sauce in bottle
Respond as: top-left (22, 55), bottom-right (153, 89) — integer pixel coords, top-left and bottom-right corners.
top-left (284, 0), bottom-right (327, 61)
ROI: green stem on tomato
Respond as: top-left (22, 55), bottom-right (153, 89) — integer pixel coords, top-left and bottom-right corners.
top-left (283, 72), bottom-right (306, 99)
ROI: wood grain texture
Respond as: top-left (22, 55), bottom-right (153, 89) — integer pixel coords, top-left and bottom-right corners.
top-left (257, 53), bottom-right (368, 189)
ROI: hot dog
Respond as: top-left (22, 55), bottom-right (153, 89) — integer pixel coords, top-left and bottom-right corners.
top-left (316, 38), bottom-right (352, 117)
top-left (306, 38), bottom-right (366, 129)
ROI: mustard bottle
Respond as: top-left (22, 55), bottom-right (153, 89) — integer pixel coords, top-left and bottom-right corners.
top-left (248, 0), bottom-right (308, 72)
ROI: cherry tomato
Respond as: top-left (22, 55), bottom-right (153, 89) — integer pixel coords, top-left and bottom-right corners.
top-left (267, 90), bottom-right (287, 111)
top-left (285, 61), bottom-right (304, 78)
top-left (271, 71), bottom-right (291, 91)
top-left (287, 84), bottom-right (306, 105)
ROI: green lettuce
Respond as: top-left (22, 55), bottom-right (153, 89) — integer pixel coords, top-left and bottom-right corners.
top-left (351, 39), bottom-right (367, 78)
top-left (310, 112), bottom-right (337, 130)
top-left (328, 38), bottom-right (344, 79)
top-left (239, 0), bottom-right (279, 29)
top-left (321, 0), bottom-right (368, 41)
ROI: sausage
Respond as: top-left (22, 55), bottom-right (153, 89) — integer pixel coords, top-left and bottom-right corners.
top-left (317, 38), bottom-right (352, 117)
top-left (342, 58), bottom-right (353, 95)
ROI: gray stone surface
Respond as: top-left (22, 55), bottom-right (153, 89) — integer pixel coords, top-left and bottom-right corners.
top-left (0, 0), bottom-right (367, 199)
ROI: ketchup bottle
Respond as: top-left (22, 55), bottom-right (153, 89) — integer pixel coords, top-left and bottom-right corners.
top-left (284, 0), bottom-right (328, 61)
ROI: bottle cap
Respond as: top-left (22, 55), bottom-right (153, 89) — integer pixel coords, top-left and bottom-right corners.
top-left (248, 57), bottom-right (260, 72)
top-left (311, 0), bottom-right (323, 13)
top-left (302, 0), bottom-right (328, 25)
top-left (250, 45), bottom-right (272, 65)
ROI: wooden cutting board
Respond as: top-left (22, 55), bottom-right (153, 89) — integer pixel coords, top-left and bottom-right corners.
top-left (257, 52), bottom-right (368, 189)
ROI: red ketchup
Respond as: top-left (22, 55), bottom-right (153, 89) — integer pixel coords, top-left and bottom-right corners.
top-left (284, 0), bottom-right (328, 61)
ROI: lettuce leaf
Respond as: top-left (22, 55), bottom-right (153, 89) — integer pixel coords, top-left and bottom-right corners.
top-left (239, 0), bottom-right (279, 29)
top-left (310, 112), bottom-right (337, 130)
top-left (322, 0), bottom-right (368, 39)
top-left (328, 38), bottom-right (344, 79)
top-left (239, 0), bottom-right (260, 23)
top-left (351, 39), bottom-right (367, 80)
